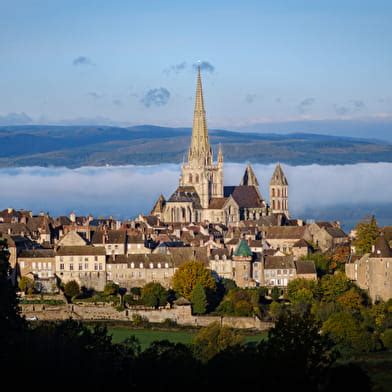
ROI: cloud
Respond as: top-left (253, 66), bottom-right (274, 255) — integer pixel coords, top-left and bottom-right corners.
top-left (112, 99), bottom-right (122, 107)
top-left (193, 61), bottom-right (215, 73)
top-left (87, 92), bottom-right (104, 99)
top-left (163, 61), bottom-right (187, 75)
top-left (245, 94), bottom-right (257, 104)
top-left (141, 88), bottom-right (170, 108)
top-left (297, 97), bottom-right (315, 113)
top-left (334, 100), bottom-right (366, 116)
top-left (0, 112), bottom-right (33, 125)
top-left (72, 56), bottom-right (94, 66)
top-left (0, 163), bottom-right (391, 228)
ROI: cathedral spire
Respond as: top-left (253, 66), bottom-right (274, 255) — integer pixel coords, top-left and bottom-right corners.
top-left (188, 65), bottom-right (212, 166)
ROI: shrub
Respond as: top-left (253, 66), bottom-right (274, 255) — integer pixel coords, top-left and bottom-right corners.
top-left (104, 282), bottom-right (119, 296)
top-left (64, 280), bottom-right (80, 299)
top-left (381, 329), bottom-right (392, 350)
top-left (234, 300), bottom-right (253, 317)
top-left (19, 276), bottom-right (34, 294)
top-left (190, 283), bottom-right (207, 315)
top-left (130, 287), bottom-right (141, 298)
top-left (131, 313), bottom-right (149, 327)
top-left (141, 282), bottom-right (167, 308)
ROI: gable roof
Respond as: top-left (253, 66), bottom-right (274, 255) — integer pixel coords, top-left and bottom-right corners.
top-left (371, 236), bottom-right (392, 258)
top-left (168, 186), bottom-right (202, 208)
top-left (224, 186), bottom-right (264, 208)
top-left (264, 255), bottom-right (295, 269)
top-left (264, 226), bottom-right (307, 239)
top-left (324, 226), bottom-right (347, 238)
top-left (92, 230), bottom-right (126, 244)
top-left (208, 197), bottom-right (228, 209)
top-left (295, 260), bottom-right (316, 275)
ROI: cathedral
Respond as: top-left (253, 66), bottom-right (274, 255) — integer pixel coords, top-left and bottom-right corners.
top-left (151, 66), bottom-right (289, 225)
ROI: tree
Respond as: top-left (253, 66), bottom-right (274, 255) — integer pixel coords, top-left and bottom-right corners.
top-left (130, 287), bottom-right (141, 298)
top-left (322, 312), bottom-right (375, 353)
top-left (141, 282), bottom-right (167, 308)
top-left (190, 283), bottom-right (207, 315)
top-left (319, 272), bottom-right (351, 302)
top-left (172, 261), bottom-right (216, 299)
top-left (354, 215), bottom-right (379, 255)
top-left (19, 276), bottom-right (35, 294)
top-left (270, 286), bottom-right (281, 301)
top-left (192, 322), bottom-right (243, 362)
top-left (104, 282), bottom-right (119, 296)
top-left (336, 287), bottom-right (365, 312)
top-left (381, 329), bottom-right (392, 349)
top-left (64, 280), bottom-right (80, 299)
top-left (287, 278), bottom-right (317, 304)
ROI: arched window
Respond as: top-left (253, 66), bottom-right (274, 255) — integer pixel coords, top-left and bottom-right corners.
top-left (189, 174), bottom-right (192, 183)
top-left (195, 174), bottom-right (199, 183)
top-left (272, 188), bottom-right (275, 197)
top-left (272, 200), bottom-right (275, 210)
top-left (277, 188), bottom-right (280, 197)
top-left (277, 200), bottom-right (281, 210)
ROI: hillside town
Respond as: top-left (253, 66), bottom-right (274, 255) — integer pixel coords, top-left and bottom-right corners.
top-left (1, 67), bottom-right (391, 307)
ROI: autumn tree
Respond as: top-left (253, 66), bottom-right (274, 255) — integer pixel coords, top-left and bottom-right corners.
top-left (190, 283), bottom-right (207, 314)
top-left (141, 282), bottom-right (167, 308)
top-left (319, 272), bottom-right (351, 302)
top-left (336, 287), bottom-right (366, 312)
top-left (353, 215), bottom-right (379, 255)
top-left (172, 261), bottom-right (216, 299)
top-left (19, 276), bottom-right (35, 294)
top-left (287, 278), bottom-right (317, 304)
top-left (192, 322), bottom-right (243, 362)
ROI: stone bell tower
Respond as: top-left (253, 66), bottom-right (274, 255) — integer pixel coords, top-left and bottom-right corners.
top-left (269, 163), bottom-right (289, 216)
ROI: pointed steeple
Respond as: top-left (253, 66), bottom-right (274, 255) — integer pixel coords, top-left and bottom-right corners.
top-left (270, 163), bottom-right (288, 186)
top-left (218, 144), bottom-right (223, 165)
top-left (188, 65), bottom-right (212, 166)
top-left (240, 164), bottom-right (259, 187)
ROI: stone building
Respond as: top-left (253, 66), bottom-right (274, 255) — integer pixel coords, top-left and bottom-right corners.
top-left (18, 249), bottom-right (56, 279)
top-left (209, 248), bottom-right (233, 280)
top-left (263, 255), bottom-right (296, 287)
top-left (151, 66), bottom-right (286, 226)
top-left (269, 164), bottom-right (289, 216)
top-left (346, 236), bottom-right (392, 302)
top-left (307, 222), bottom-right (348, 252)
top-left (233, 239), bottom-right (255, 288)
top-left (264, 226), bottom-right (311, 255)
top-left (92, 229), bottom-right (127, 256)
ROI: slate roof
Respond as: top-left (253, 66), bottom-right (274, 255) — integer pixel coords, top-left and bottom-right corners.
top-left (56, 246), bottom-right (106, 256)
top-left (224, 186), bottom-right (264, 208)
top-left (295, 260), bottom-right (316, 275)
top-left (324, 226), bottom-right (347, 238)
top-left (371, 236), bottom-right (392, 258)
top-left (264, 226), bottom-right (307, 239)
top-left (168, 186), bottom-right (202, 208)
top-left (264, 255), bottom-right (295, 269)
top-left (18, 249), bottom-right (55, 258)
top-left (293, 239), bottom-right (311, 248)
top-left (208, 198), bottom-right (228, 209)
top-left (210, 248), bottom-right (230, 259)
top-left (91, 230), bottom-right (126, 244)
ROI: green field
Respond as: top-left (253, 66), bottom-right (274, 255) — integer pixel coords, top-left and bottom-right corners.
top-left (107, 326), bottom-right (267, 349)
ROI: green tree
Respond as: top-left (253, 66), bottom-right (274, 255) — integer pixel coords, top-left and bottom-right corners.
top-left (319, 272), bottom-right (351, 302)
top-left (381, 329), bottom-right (392, 349)
top-left (130, 287), bottom-right (141, 298)
top-left (190, 283), bottom-right (207, 315)
top-left (172, 261), bottom-right (216, 299)
top-left (192, 322), bottom-right (243, 362)
top-left (104, 282), bottom-right (119, 296)
top-left (287, 278), bottom-right (317, 304)
top-left (271, 286), bottom-right (281, 301)
top-left (19, 276), bottom-right (35, 294)
top-left (322, 312), bottom-right (375, 353)
top-left (353, 215), bottom-right (379, 255)
top-left (141, 282), bottom-right (167, 308)
top-left (64, 280), bottom-right (80, 299)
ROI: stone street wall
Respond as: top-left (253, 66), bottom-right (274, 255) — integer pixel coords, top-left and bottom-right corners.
top-left (21, 304), bottom-right (273, 331)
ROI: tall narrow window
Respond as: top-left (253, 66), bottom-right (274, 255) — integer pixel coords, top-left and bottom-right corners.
top-left (189, 174), bottom-right (192, 183)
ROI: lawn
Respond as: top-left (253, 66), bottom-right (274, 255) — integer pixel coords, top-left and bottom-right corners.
top-left (107, 326), bottom-right (268, 350)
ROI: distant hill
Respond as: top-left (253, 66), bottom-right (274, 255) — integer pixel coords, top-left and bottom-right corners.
top-left (0, 124), bottom-right (391, 168)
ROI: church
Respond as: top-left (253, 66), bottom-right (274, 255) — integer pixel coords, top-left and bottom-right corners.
top-left (151, 66), bottom-right (289, 226)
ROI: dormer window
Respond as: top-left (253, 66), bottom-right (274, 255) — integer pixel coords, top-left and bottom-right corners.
top-left (158, 263), bottom-right (161, 268)
top-left (165, 263), bottom-right (169, 268)
top-left (149, 263), bottom-right (153, 269)
top-left (130, 262), bottom-right (134, 268)
top-left (139, 263), bottom-right (144, 269)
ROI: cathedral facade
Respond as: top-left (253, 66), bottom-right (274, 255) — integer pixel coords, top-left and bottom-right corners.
top-left (151, 67), bottom-right (289, 225)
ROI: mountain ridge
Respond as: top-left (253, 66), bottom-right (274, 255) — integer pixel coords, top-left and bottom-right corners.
top-left (0, 124), bottom-right (391, 168)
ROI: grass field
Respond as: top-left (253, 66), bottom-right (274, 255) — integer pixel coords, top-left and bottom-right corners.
top-left (107, 326), bottom-right (268, 349)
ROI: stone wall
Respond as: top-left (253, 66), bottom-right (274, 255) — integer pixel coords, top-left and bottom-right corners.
top-left (21, 304), bottom-right (272, 331)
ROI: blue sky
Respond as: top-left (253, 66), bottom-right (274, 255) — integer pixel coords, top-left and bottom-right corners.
top-left (1, 0), bottom-right (391, 128)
